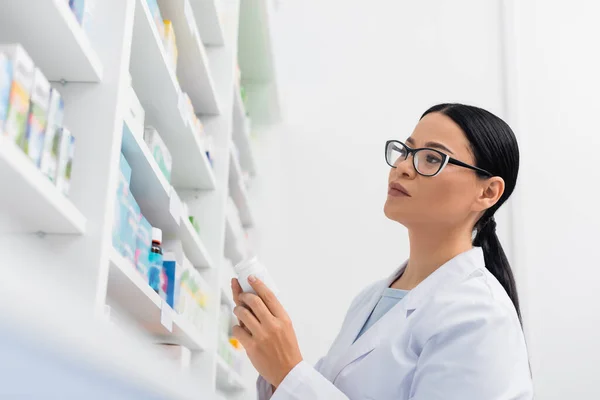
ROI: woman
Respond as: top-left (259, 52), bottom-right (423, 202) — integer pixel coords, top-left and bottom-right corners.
top-left (231, 103), bottom-right (533, 399)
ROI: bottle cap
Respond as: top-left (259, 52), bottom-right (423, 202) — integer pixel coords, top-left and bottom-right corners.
top-left (152, 227), bottom-right (162, 243)
top-left (234, 257), bottom-right (259, 275)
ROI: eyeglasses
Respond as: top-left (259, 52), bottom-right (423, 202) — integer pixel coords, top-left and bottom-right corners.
top-left (385, 140), bottom-right (492, 177)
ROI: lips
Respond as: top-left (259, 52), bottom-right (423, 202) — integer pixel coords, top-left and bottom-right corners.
top-left (388, 182), bottom-right (411, 197)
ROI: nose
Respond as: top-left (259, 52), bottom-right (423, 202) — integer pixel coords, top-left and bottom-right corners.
top-left (394, 154), bottom-right (417, 179)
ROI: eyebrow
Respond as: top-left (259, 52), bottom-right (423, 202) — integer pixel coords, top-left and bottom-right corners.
top-left (406, 137), bottom-right (455, 155)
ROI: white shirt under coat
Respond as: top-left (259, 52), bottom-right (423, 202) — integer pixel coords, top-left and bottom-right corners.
top-left (257, 247), bottom-right (533, 400)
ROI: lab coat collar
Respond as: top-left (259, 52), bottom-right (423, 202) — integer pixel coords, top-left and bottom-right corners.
top-left (326, 247), bottom-right (485, 382)
top-left (401, 246), bottom-right (485, 311)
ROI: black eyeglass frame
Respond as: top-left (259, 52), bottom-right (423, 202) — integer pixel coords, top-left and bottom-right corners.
top-left (385, 140), bottom-right (493, 177)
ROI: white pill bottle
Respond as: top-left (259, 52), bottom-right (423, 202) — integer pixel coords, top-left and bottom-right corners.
top-left (234, 257), bottom-right (279, 296)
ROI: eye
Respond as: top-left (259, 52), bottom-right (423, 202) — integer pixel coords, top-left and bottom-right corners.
top-left (425, 154), bottom-right (442, 164)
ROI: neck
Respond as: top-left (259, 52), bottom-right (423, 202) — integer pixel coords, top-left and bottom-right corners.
top-left (391, 224), bottom-right (473, 290)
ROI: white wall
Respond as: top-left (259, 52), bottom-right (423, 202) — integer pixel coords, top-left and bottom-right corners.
top-left (507, 0), bottom-right (600, 398)
top-left (249, 0), bottom-right (508, 364)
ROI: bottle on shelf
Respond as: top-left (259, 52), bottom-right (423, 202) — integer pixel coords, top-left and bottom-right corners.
top-left (148, 227), bottom-right (163, 294)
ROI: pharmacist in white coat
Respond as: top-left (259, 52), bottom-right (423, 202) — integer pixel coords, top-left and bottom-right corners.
top-left (231, 104), bottom-right (533, 400)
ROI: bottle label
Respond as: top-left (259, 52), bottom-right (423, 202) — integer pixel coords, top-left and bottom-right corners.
top-left (148, 251), bottom-right (163, 293)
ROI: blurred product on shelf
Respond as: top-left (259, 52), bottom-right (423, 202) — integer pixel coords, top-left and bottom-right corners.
top-left (113, 153), bottom-right (140, 264)
top-left (177, 259), bottom-right (210, 335)
top-left (0, 44), bottom-right (77, 196)
top-left (157, 344), bottom-right (192, 370)
top-left (163, 252), bottom-right (183, 308)
top-left (219, 303), bottom-right (232, 336)
top-left (68, 0), bottom-right (86, 25)
top-left (55, 127), bottom-right (75, 196)
top-left (144, 126), bottom-right (172, 182)
top-left (162, 20), bottom-right (178, 72)
top-left (240, 85), bottom-right (247, 108)
top-left (148, 227), bottom-right (164, 295)
top-left (180, 92), bottom-right (205, 142)
top-left (23, 68), bottom-right (50, 165)
top-left (40, 89), bottom-right (65, 182)
top-left (0, 52), bottom-right (9, 134)
top-left (146, 0), bottom-right (165, 39)
top-left (136, 215), bottom-right (153, 278)
top-left (188, 216), bottom-right (200, 234)
top-left (204, 134), bottom-right (215, 166)
top-left (0, 44), bottom-right (35, 144)
top-left (125, 84), bottom-right (145, 139)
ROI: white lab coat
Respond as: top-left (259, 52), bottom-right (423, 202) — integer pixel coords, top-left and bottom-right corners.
top-left (257, 247), bottom-right (533, 400)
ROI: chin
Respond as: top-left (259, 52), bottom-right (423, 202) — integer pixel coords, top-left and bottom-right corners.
top-left (383, 200), bottom-right (409, 225)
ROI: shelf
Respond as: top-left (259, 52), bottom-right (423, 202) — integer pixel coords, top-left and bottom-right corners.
top-left (224, 215), bottom-right (246, 265)
top-left (107, 250), bottom-right (208, 351)
top-left (216, 355), bottom-right (247, 393)
top-left (220, 285), bottom-right (235, 309)
top-left (189, 0), bottom-right (226, 46)
top-left (130, 0), bottom-right (216, 190)
top-left (229, 143), bottom-right (243, 184)
top-left (0, 0), bottom-right (103, 82)
top-left (158, 0), bottom-right (220, 114)
top-left (122, 122), bottom-right (214, 270)
top-left (232, 89), bottom-right (257, 175)
top-left (229, 178), bottom-right (254, 228)
top-left (122, 121), bottom-right (180, 236)
top-left (180, 217), bottom-right (215, 269)
top-left (0, 136), bottom-right (86, 234)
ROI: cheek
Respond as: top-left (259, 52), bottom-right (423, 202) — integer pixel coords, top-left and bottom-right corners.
top-left (384, 174), bottom-right (476, 225)
top-left (422, 175), bottom-right (475, 221)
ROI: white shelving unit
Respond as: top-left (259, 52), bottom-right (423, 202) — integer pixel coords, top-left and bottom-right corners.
top-left (0, 0), bottom-right (103, 82)
top-left (190, 0), bottom-right (226, 46)
top-left (158, 0), bottom-right (220, 114)
top-left (216, 355), bottom-right (249, 393)
top-left (232, 90), bottom-right (257, 176)
top-left (0, 137), bottom-right (87, 234)
top-left (0, 0), bottom-right (280, 398)
top-left (107, 250), bottom-right (209, 350)
top-left (130, 0), bottom-right (216, 190)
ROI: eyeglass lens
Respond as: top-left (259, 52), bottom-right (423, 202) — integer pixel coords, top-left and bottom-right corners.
top-left (386, 142), bottom-right (446, 176)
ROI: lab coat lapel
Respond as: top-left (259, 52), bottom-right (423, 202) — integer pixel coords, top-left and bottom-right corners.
top-left (326, 263), bottom-right (408, 382)
top-left (325, 248), bottom-right (485, 383)
top-left (403, 247), bottom-right (484, 312)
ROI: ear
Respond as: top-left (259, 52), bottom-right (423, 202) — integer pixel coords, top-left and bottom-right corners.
top-left (472, 176), bottom-right (505, 212)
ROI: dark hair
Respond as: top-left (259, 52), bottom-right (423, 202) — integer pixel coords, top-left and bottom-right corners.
top-left (421, 103), bottom-right (522, 322)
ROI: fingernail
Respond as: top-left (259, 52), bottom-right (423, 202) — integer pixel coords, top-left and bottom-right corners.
top-left (248, 275), bottom-right (257, 283)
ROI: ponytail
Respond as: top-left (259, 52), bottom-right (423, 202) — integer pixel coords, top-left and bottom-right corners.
top-left (473, 213), bottom-right (522, 323)
top-left (421, 104), bottom-right (523, 323)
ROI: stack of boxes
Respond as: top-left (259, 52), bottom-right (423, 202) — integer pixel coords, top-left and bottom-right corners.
top-left (0, 44), bottom-right (75, 196)
top-left (162, 240), bottom-right (211, 336)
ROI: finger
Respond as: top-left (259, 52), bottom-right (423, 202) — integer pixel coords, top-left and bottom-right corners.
top-left (239, 292), bottom-right (274, 323)
top-left (230, 279), bottom-right (246, 328)
top-left (248, 276), bottom-right (286, 318)
top-left (231, 278), bottom-right (243, 306)
top-left (233, 305), bottom-right (262, 336)
top-left (232, 325), bottom-right (253, 350)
